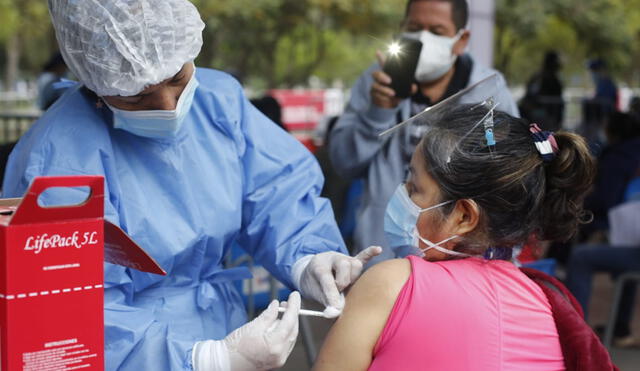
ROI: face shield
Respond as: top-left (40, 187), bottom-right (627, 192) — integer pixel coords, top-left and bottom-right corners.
top-left (380, 74), bottom-right (503, 137)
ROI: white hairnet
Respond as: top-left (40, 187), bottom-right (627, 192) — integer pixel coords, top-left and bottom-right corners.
top-left (48, 0), bottom-right (205, 97)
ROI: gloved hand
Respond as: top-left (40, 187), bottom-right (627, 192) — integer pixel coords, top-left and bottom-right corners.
top-left (298, 246), bottom-right (382, 315)
top-left (192, 291), bottom-right (301, 371)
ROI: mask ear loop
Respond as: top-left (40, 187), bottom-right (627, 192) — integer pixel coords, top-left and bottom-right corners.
top-left (417, 199), bottom-right (453, 213)
top-left (416, 234), bottom-right (468, 256)
top-left (452, 29), bottom-right (466, 44)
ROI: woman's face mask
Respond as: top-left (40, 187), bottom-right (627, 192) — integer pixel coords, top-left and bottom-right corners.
top-left (384, 183), bottom-right (471, 259)
top-left (403, 30), bottom-right (462, 83)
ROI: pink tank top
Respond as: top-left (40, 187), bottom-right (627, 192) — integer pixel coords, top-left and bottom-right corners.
top-left (369, 256), bottom-right (564, 370)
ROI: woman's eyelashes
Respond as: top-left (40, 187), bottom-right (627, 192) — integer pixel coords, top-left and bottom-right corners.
top-left (171, 73), bottom-right (185, 84)
top-left (407, 181), bottom-right (419, 197)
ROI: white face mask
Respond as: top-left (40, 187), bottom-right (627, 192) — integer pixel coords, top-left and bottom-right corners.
top-left (106, 67), bottom-right (199, 139)
top-left (384, 184), bottom-right (469, 258)
top-left (404, 30), bottom-right (463, 83)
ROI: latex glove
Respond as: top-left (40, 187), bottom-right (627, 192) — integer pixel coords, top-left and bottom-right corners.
top-left (297, 246), bottom-right (382, 315)
top-left (192, 291), bottom-right (301, 371)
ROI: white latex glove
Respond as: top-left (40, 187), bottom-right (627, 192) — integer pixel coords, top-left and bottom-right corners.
top-left (296, 246), bottom-right (382, 315)
top-left (192, 291), bottom-right (301, 371)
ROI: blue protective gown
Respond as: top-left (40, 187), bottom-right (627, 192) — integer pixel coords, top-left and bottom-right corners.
top-left (2, 68), bottom-right (346, 370)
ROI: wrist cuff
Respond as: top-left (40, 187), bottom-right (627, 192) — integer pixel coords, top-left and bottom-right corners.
top-left (363, 104), bottom-right (399, 130)
top-left (192, 340), bottom-right (230, 371)
top-left (291, 255), bottom-right (314, 291)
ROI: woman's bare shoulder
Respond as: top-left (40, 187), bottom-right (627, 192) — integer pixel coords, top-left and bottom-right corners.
top-left (352, 258), bottom-right (412, 302)
top-left (313, 258), bottom-right (412, 371)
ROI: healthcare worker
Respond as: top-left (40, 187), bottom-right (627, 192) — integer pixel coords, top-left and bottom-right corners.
top-left (3, 1), bottom-right (381, 370)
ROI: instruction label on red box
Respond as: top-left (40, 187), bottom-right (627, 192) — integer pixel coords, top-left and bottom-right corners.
top-left (23, 337), bottom-right (98, 370)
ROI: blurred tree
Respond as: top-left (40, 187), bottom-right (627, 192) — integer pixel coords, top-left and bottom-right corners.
top-left (0, 0), bottom-right (639, 91)
top-left (609, 0), bottom-right (640, 86)
top-left (494, 0), bottom-right (548, 79)
top-left (0, 0), bottom-right (52, 91)
top-left (495, 0), bottom-right (639, 86)
top-left (0, 0), bottom-right (406, 90)
top-left (191, 0), bottom-right (405, 88)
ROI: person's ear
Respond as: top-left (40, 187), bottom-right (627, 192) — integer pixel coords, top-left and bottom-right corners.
top-left (447, 199), bottom-right (479, 235)
top-left (452, 30), bottom-right (470, 56)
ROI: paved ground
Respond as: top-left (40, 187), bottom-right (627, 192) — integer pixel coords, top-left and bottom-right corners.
top-left (280, 272), bottom-right (640, 370)
top-left (587, 274), bottom-right (640, 371)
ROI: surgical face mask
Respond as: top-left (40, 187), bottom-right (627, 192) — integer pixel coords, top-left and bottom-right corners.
top-left (106, 71), bottom-right (199, 139)
top-left (384, 183), bottom-right (469, 258)
top-left (404, 30), bottom-right (462, 83)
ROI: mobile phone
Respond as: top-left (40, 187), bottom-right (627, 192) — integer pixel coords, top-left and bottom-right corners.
top-left (383, 37), bottom-right (423, 99)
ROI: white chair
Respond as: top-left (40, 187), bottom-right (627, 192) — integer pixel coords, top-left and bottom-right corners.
top-left (603, 272), bottom-right (640, 349)
top-left (603, 200), bottom-right (640, 349)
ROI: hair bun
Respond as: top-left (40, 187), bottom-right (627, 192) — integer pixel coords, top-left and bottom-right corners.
top-left (538, 132), bottom-right (595, 241)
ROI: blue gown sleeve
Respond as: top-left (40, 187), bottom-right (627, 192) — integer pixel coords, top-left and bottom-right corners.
top-left (233, 84), bottom-right (347, 288)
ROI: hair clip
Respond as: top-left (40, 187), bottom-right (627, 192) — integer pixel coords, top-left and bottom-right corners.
top-left (483, 105), bottom-right (496, 155)
top-left (529, 124), bottom-right (558, 162)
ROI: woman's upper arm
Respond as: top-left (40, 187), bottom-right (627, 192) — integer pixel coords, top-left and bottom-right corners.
top-left (313, 258), bottom-right (411, 371)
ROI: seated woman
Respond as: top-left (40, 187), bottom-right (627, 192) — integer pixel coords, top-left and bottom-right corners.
top-left (314, 105), bottom-right (613, 370)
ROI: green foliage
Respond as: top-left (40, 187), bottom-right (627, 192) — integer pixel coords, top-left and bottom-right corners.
top-left (0, 0), bottom-right (20, 42)
top-left (495, 0), bottom-right (640, 86)
top-left (1, 0), bottom-right (638, 88)
top-left (192, 0), bottom-right (405, 87)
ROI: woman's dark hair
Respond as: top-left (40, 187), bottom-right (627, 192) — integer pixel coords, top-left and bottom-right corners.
top-left (419, 104), bottom-right (595, 253)
top-left (405, 0), bottom-right (469, 31)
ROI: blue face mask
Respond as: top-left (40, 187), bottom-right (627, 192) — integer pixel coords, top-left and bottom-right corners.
top-left (107, 70), bottom-right (199, 139)
top-left (384, 184), bottom-right (468, 258)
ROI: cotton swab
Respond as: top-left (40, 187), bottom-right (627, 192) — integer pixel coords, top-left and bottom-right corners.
top-left (277, 306), bottom-right (341, 318)
top-left (278, 307), bottom-right (326, 317)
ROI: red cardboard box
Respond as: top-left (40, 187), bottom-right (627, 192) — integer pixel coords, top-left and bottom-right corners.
top-left (0, 176), bottom-right (165, 370)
